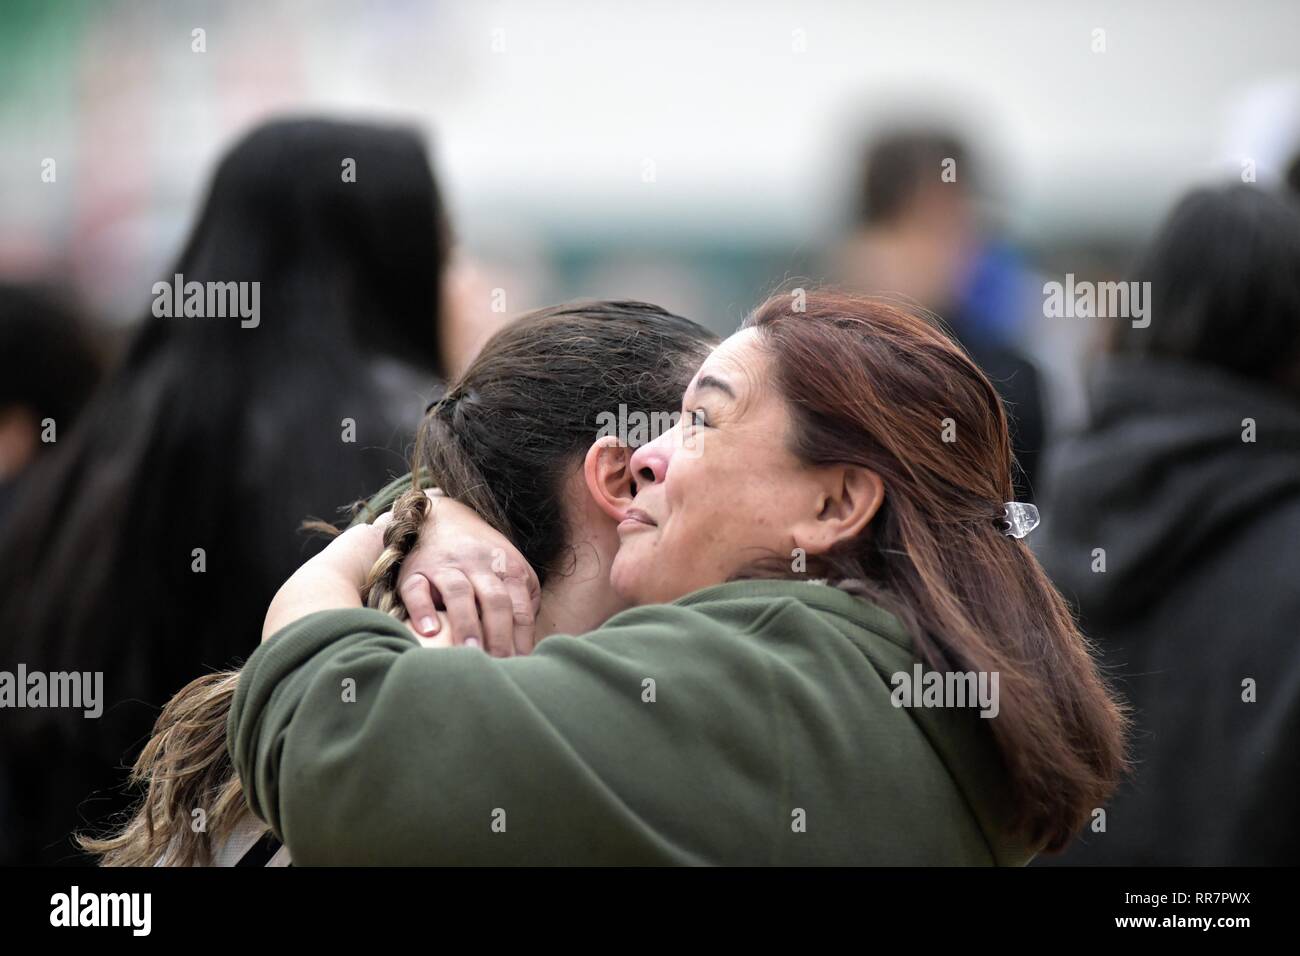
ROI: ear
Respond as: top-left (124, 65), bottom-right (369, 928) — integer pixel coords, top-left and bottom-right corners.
top-left (583, 436), bottom-right (635, 521)
top-left (794, 465), bottom-right (885, 554)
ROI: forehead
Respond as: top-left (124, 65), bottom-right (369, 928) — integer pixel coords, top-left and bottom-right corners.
top-left (689, 328), bottom-right (763, 390)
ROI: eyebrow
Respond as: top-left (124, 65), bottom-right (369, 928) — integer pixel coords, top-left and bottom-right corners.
top-left (693, 374), bottom-right (736, 399)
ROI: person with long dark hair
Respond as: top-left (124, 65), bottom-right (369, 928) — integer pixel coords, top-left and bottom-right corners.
top-left (0, 116), bottom-right (452, 864)
top-left (227, 289), bottom-right (1128, 864)
top-left (1035, 184), bottom-right (1300, 864)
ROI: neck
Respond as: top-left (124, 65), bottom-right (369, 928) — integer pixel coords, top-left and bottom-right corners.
top-left (535, 542), bottom-right (628, 638)
top-left (535, 493), bottom-right (628, 638)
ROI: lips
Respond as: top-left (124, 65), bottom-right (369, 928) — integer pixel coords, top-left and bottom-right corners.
top-left (623, 508), bottom-right (658, 527)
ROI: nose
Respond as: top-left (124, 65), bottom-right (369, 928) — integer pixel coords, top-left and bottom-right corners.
top-left (628, 426), bottom-right (674, 490)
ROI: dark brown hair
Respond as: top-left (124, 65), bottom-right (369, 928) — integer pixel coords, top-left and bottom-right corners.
top-left (743, 288), bottom-right (1128, 853)
top-left (1108, 184), bottom-right (1300, 397)
top-left (364, 302), bottom-right (720, 615)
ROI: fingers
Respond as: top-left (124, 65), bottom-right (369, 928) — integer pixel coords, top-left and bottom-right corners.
top-left (387, 489), bottom-right (538, 656)
top-left (503, 575), bottom-right (537, 655)
top-left (429, 569), bottom-right (481, 649)
top-left (469, 572), bottom-right (516, 657)
top-left (405, 568), bottom-right (535, 656)
top-left (506, 557), bottom-right (542, 617)
top-left (526, 569), bottom-right (542, 616)
top-left (398, 572), bottom-right (440, 637)
top-left (411, 611), bottom-right (453, 646)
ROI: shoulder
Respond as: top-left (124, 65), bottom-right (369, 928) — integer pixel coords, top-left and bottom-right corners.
top-left (635, 578), bottom-right (909, 660)
top-left (600, 579), bottom-right (907, 643)
top-left (528, 579), bottom-right (913, 703)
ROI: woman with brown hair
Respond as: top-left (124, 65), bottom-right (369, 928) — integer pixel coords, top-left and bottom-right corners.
top-left (230, 289), bottom-right (1128, 864)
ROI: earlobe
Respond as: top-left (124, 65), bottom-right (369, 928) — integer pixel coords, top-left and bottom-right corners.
top-left (583, 436), bottom-right (636, 521)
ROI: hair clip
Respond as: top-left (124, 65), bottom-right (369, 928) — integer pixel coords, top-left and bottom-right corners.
top-left (1000, 502), bottom-right (1040, 539)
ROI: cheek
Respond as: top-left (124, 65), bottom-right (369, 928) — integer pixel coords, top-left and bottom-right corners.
top-left (662, 450), bottom-right (713, 513)
top-left (727, 450), bottom-right (803, 515)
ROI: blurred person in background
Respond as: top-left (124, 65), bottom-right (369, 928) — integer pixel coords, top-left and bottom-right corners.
top-left (835, 128), bottom-right (1046, 499)
top-left (1035, 184), bottom-right (1300, 865)
top-left (0, 116), bottom-right (454, 864)
top-left (0, 285), bottom-right (102, 529)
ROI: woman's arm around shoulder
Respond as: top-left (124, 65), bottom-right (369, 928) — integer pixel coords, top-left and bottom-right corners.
top-left (230, 599), bottom-right (794, 865)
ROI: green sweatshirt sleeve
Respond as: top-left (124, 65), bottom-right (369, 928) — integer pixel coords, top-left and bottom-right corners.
top-left (229, 604), bottom-right (793, 865)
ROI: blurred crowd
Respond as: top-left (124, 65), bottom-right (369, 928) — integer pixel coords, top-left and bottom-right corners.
top-left (2, 7), bottom-right (1300, 866)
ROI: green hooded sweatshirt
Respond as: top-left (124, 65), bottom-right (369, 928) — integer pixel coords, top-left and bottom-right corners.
top-left (229, 577), bottom-right (1038, 865)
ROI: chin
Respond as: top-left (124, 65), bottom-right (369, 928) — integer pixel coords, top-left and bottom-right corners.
top-left (609, 553), bottom-right (653, 607)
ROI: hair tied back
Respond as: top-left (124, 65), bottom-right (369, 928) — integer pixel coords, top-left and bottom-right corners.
top-left (1000, 501), bottom-right (1040, 539)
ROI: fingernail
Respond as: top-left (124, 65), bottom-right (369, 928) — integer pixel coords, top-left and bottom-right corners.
top-left (419, 617), bottom-right (437, 635)
top-left (465, 637), bottom-right (481, 649)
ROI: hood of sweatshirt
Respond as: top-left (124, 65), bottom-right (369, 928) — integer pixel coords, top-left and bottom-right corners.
top-left (1034, 356), bottom-right (1300, 624)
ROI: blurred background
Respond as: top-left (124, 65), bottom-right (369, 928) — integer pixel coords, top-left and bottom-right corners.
top-left (2, 0), bottom-right (1299, 865)
top-left (5, 0), bottom-right (1299, 417)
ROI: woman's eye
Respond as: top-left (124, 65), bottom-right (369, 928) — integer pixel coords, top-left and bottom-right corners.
top-left (686, 408), bottom-right (710, 428)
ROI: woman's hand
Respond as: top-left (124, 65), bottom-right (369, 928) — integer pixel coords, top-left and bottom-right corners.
top-left (414, 610), bottom-right (453, 647)
top-left (397, 491), bottom-right (541, 657)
